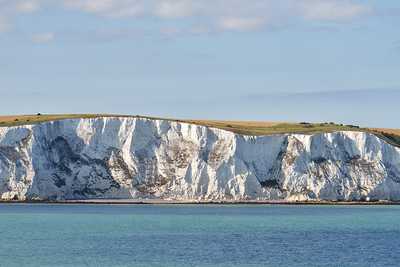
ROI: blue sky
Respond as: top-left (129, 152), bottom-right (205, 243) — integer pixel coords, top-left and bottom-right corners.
top-left (0, 0), bottom-right (399, 127)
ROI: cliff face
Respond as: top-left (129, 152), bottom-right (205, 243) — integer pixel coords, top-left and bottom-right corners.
top-left (0, 117), bottom-right (399, 201)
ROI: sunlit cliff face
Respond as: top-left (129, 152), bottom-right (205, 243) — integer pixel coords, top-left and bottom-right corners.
top-left (0, 117), bottom-right (399, 201)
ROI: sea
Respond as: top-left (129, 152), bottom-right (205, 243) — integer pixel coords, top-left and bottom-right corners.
top-left (0, 204), bottom-right (400, 267)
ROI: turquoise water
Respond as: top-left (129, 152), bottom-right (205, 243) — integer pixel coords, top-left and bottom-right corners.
top-left (1, 204), bottom-right (400, 267)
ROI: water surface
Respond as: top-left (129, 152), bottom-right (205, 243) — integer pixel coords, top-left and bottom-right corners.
top-left (0, 204), bottom-right (399, 266)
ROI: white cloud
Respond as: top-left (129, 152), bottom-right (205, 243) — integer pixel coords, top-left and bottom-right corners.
top-left (64, 0), bottom-right (144, 18)
top-left (0, 0), bottom-right (42, 33)
top-left (298, 0), bottom-right (371, 21)
top-left (154, 0), bottom-right (195, 18)
top-left (218, 17), bottom-right (266, 31)
top-left (16, 0), bottom-right (41, 13)
top-left (0, 0), bottom-right (373, 35)
top-left (31, 32), bottom-right (54, 43)
top-left (63, 0), bottom-right (372, 32)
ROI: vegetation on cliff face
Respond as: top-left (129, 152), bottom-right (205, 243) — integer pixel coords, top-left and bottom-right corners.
top-left (0, 114), bottom-right (399, 147)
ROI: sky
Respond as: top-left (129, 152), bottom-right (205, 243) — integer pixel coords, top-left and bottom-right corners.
top-left (0, 0), bottom-right (399, 128)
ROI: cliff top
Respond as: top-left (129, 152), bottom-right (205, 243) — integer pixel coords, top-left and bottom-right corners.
top-left (0, 114), bottom-right (399, 147)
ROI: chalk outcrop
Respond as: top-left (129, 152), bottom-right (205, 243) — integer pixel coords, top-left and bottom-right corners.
top-left (1, 117), bottom-right (399, 201)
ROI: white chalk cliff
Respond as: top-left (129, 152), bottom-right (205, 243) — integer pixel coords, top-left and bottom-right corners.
top-left (1, 117), bottom-right (400, 201)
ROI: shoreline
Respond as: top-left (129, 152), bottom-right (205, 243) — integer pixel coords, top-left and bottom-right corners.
top-left (0, 199), bottom-right (399, 205)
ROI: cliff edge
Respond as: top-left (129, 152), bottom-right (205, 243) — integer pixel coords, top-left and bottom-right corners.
top-left (1, 116), bottom-right (399, 201)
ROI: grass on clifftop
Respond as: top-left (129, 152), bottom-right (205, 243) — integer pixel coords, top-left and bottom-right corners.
top-left (182, 119), bottom-right (363, 135)
top-left (0, 114), bottom-right (399, 147)
top-left (0, 114), bottom-right (111, 127)
top-left (0, 114), bottom-right (364, 134)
